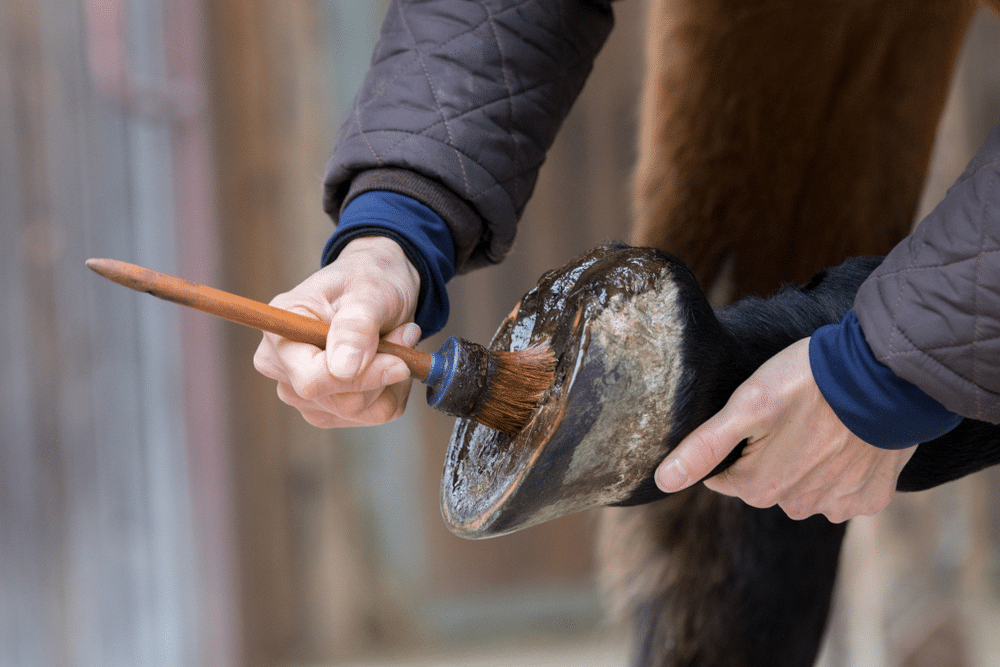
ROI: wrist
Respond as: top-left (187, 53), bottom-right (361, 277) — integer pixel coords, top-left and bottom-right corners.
top-left (809, 310), bottom-right (962, 449)
top-left (321, 191), bottom-right (455, 338)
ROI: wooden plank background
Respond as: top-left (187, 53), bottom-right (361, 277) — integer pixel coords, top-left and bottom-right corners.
top-left (0, 0), bottom-right (233, 665)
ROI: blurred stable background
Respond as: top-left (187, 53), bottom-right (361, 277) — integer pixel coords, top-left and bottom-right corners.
top-left (1, 1), bottom-right (999, 667)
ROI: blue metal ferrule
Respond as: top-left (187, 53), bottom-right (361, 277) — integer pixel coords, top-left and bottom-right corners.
top-left (424, 349), bottom-right (447, 387)
top-left (425, 337), bottom-right (459, 409)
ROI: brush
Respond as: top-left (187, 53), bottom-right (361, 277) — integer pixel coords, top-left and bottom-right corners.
top-left (85, 258), bottom-right (554, 433)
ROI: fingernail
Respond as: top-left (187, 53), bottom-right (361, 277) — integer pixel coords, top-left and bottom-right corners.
top-left (382, 362), bottom-right (410, 386)
top-left (656, 459), bottom-right (689, 492)
top-left (403, 323), bottom-right (422, 347)
top-left (329, 345), bottom-right (361, 378)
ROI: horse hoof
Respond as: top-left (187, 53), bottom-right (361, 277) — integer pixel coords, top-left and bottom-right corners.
top-left (440, 243), bottom-right (717, 538)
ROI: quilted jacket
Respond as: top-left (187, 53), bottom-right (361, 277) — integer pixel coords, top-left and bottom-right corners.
top-left (323, 0), bottom-right (614, 273)
top-left (855, 122), bottom-right (1000, 424)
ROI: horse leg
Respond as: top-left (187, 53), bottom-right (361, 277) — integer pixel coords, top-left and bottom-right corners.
top-left (631, 0), bottom-right (973, 296)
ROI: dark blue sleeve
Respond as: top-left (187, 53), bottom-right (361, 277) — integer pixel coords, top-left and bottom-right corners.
top-left (321, 191), bottom-right (455, 338)
top-left (809, 309), bottom-right (963, 449)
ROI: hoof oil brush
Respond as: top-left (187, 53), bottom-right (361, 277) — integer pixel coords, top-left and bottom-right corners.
top-left (86, 258), bottom-right (554, 433)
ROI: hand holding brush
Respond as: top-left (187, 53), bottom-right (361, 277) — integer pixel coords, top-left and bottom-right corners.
top-left (86, 253), bottom-right (554, 433)
top-left (255, 238), bottom-right (427, 428)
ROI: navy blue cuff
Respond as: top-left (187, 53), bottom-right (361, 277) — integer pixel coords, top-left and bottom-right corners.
top-left (321, 191), bottom-right (455, 338)
top-left (809, 309), bottom-right (963, 449)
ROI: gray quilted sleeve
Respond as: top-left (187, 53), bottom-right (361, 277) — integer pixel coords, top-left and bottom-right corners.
top-left (323, 0), bottom-right (615, 273)
top-left (855, 121), bottom-right (1000, 424)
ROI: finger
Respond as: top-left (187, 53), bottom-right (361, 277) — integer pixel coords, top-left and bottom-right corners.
top-left (274, 331), bottom-right (414, 419)
top-left (702, 457), bottom-right (758, 500)
top-left (275, 381), bottom-right (341, 426)
top-left (291, 398), bottom-right (372, 429)
top-left (358, 383), bottom-right (412, 424)
top-left (274, 380), bottom-right (377, 426)
top-left (276, 380), bottom-right (331, 414)
top-left (362, 320), bottom-right (420, 383)
top-left (330, 351), bottom-right (413, 394)
top-left (773, 452), bottom-right (902, 523)
top-left (253, 333), bottom-right (290, 382)
top-left (297, 409), bottom-right (350, 429)
top-left (777, 490), bottom-right (827, 521)
top-left (368, 321), bottom-right (421, 386)
top-left (703, 461), bottom-right (785, 508)
top-left (279, 340), bottom-right (343, 400)
top-left (655, 408), bottom-right (751, 493)
top-left (386, 321), bottom-right (422, 348)
top-left (321, 382), bottom-right (411, 425)
top-left (326, 302), bottom-right (385, 380)
top-left (315, 323), bottom-right (418, 424)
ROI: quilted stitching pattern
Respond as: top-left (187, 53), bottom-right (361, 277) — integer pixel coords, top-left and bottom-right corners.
top-left (325, 0), bottom-right (614, 266)
top-left (856, 123), bottom-right (1000, 423)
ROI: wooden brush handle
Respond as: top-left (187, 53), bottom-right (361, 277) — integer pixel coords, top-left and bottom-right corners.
top-left (86, 258), bottom-right (433, 381)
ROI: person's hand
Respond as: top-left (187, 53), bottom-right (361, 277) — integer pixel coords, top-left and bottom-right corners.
top-left (253, 236), bottom-right (422, 427)
top-left (655, 338), bottom-right (916, 523)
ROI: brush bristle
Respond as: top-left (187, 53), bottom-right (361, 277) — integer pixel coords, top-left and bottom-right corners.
top-left (475, 343), bottom-right (556, 433)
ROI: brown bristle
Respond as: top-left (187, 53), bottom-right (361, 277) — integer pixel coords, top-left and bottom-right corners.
top-left (474, 343), bottom-right (556, 433)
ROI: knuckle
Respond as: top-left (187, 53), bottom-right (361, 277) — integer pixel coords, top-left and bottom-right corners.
top-left (735, 380), bottom-right (770, 417)
top-left (298, 383), bottom-right (322, 401)
top-left (267, 290), bottom-right (296, 309)
top-left (372, 386), bottom-right (411, 424)
top-left (289, 373), bottom-right (320, 400)
top-left (333, 301), bottom-right (380, 327)
top-left (749, 484), bottom-right (783, 509)
top-left (365, 398), bottom-right (398, 425)
top-left (321, 391), bottom-right (359, 418)
top-left (276, 382), bottom-right (308, 409)
top-left (825, 508), bottom-right (852, 524)
top-left (253, 349), bottom-right (274, 377)
top-left (253, 340), bottom-right (284, 378)
top-left (329, 390), bottom-right (388, 423)
top-left (689, 430), bottom-right (733, 472)
top-left (743, 496), bottom-right (772, 510)
top-left (863, 490), bottom-right (894, 517)
top-left (301, 410), bottom-right (339, 429)
top-left (779, 496), bottom-right (813, 521)
top-left (783, 505), bottom-right (810, 521)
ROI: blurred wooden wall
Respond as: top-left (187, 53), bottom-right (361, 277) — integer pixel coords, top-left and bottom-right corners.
top-left (0, 0), bottom-right (233, 665)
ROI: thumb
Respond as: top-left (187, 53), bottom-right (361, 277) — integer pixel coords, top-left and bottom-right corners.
top-left (655, 409), bottom-right (749, 493)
